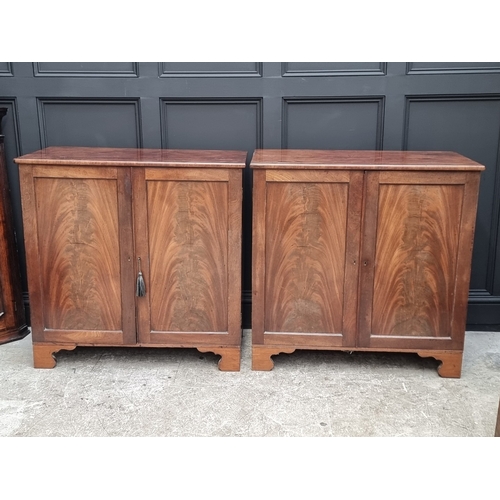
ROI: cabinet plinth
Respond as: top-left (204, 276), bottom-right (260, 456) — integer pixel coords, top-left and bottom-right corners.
top-left (251, 149), bottom-right (484, 377)
top-left (16, 147), bottom-right (246, 370)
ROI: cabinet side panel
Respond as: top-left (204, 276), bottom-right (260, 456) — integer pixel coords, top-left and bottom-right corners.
top-left (34, 178), bottom-right (122, 331)
top-left (265, 182), bottom-right (348, 333)
top-left (19, 166), bottom-right (45, 339)
top-left (451, 172), bottom-right (481, 346)
top-left (147, 180), bottom-right (228, 332)
top-left (372, 183), bottom-right (463, 337)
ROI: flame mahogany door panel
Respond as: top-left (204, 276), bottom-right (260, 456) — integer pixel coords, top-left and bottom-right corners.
top-left (358, 171), bottom-right (481, 351)
top-left (253, 169), bottom-right (363, 348)
top-left (133, 167), bottom-right (242, 347)
top-left (18, 165), bottom-right (136, 345)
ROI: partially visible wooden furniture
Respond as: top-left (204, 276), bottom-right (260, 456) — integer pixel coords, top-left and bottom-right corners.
top-left (495, 399), bottom-right (500, 437)
top-left (0, 108), bottom-right (29, 344)
top-left (251, 149), bottom-right (484, 377)
top-left (15, 147), bottom-right (245, 370)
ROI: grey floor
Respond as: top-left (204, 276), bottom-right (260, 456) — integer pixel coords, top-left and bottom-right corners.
top-left (1, 330), bottom-right (499, 437)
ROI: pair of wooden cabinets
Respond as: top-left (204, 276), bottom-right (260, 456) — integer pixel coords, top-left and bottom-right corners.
top-left (16, 147), bottom-right (484, 377)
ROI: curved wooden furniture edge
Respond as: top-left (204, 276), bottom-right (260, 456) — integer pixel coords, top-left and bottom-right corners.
top-left (252, 346), bottom-right (296, 371)
top-left (0, 324), bottom-right (30, 345)
top-left (417, 350), bottom-right (463, 378)
top-left (495, 399), bottom-right (500, 437)
top-left (197, 346), bottom-right (241, 371)
top-left (33, 344), bottom-right (77, 369)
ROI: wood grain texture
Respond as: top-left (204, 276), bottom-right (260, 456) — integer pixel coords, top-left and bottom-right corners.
top-left (251, 170), bottom-right (267, 345)
top-left (197, 346), bottom-right (240, 371)
top-left (252, 346), bottom-right (296, 370)
top-left (266, 170), bottom-right (350, 182)
top-left (32, 166), bottom-right (117, 179)
top-left (357, 171), bottom-right (380, 347)
top-left (32, 342), bottom-right (238, 370)
top-left (34, 177), bottom-right (122, 331)
top-left (116, 168), bottom-right (136, 344)
top-left (0, 136), bottom-right (29, 343)
top-left (265, 182), bottom-right (348, 333)
top-left (341, 172), bottom-right (363, 345)
top-left (33, 344), bottom-right (77, 368)
top-left (263, 332), bottom-right (342, 347)
top-left (147, 180), bottom-right (228, 332)
top-left (378, 171), bottom-right (467, 184)
top-left (252, 344), bottom-right (462, 377)
top-left (19, 166), bottom-right (45, 340)
top-left (372, 183), bottom-right (464, 337)
top-left (132, 170), bottom-right (240, 346)
top-left (15, 147), bottom-right (247, 168)
top-left (227, 170), bottom-right (243, 339)
top-left (42, 329), bottom-right (124, 344)
top-left (417, 350), bottom-right (463, 378)
top-left (132, 167), bottom-right (151, 342)
top-left (450, 173), bottom-right (482, 345)
top-left (145, 168), bottom-right (229, 181)
top-left (251, 149), bottom-right (485, 170)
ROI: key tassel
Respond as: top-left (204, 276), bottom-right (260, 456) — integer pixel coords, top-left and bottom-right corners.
top-left (136, 257), bottom-right (146, 297)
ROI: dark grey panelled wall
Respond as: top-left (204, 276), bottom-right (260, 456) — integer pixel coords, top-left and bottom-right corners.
top-left (1, 61), bottom-right (500, 328)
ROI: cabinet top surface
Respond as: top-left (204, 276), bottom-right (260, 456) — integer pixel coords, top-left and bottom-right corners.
top-left (250, 149), bottom-right (485, 171)
top-left (14, 147), bottom-right (247, 168)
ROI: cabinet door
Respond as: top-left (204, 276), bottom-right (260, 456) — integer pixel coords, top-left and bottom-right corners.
top-left (19, 166), bottom-right (136, 345)
top-left (253, 169), bottom-right (363, 348)
top-left (358, 171), bottom-right (480, 350)
top-left (134, 168), bottom-right (241, 346)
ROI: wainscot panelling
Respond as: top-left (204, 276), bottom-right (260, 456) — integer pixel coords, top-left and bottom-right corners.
top-left (159, 62), bottom-right (262, 77)
top-left (37, 99), bottom-right (142, 148)
top-left (0, 63), bottom-right (13, 76)
top-left (283, 97), bottom-right (385, 149)
top-left (33, 62), bottom-right (139, 77)
top-left (406, 62), bottom-right (500, 75)
top-left (282, 62), bottom-right (387, 76)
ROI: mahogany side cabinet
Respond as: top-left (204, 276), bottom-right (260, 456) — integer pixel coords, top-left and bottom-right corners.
top-left (15, 147), bottom-right (246, 370)
top-left (250, 149), bottom-right (484, 377)
top-left (0, 110), bottom-right (29, 344)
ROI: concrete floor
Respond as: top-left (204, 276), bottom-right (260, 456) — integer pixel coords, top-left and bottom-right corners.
top-left (1, 330), bottom-right (499, 437)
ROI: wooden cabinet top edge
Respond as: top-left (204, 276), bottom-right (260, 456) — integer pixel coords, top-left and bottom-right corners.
top-left (250, 149), bottom-right (485, 171)
top-left (14, 147), bottom-right (247, 168)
